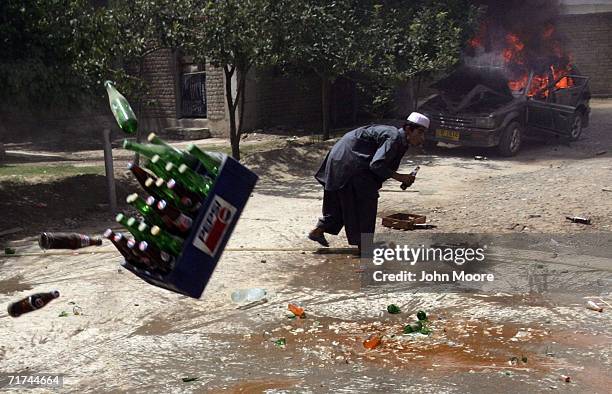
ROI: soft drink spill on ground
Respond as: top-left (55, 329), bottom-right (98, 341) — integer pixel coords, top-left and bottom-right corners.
top-left (8, 290), bottom-right (60, 317)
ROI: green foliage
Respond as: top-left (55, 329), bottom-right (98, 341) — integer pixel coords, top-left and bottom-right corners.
top-left (274, 0), bottom-right (363, 80)
top-left (0, 0), bottom-right (115, 107)
top-left (359, 0), bottom-right (481, 115)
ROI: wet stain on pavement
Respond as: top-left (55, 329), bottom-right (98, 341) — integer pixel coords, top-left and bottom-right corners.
top-left (0, 275), bottom-right (32, 294)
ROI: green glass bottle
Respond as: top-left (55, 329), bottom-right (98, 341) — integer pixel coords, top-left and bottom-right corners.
top-left (186, 144), bottom-right (220, 177)
top-left (123, 140), bottom-right (180, 163)
top-left (147, 177), bottom-right (197, 213)
top-left (403, 321), bottom-right (422, 334)
top-left (116, 213), bottom-right (152, 243)
top-left (150, 225), bottom-right (183, 256)
top-left (126, 193), bottom-right (164, 227)
top-left (144, 155), bottom-right (172, 180)
top-left (147, 132), bottom-right (200, 168)
top-left (147, 132), bottom-right (181, 154)
top-left (178, 163), bottom-right (213, 196)
top-left (387, 304), bottom-right (401, 314)
top-left (104, 81), bottom-right (137, 134)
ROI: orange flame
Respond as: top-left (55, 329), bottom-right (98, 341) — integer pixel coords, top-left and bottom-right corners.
top-left (466, 22), bottom-right (574, 97)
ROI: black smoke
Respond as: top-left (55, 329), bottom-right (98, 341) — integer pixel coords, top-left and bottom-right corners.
top-left (465, 0), bottom-right (571, 76)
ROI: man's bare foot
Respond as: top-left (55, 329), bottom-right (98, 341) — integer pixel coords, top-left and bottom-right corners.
top-left (308, 227), bottom-right (329, 247)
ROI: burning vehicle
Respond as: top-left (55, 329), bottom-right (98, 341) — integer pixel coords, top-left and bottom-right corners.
top-left (419, 0), bottom-right (591, 156)
top-left (419, 65), bottom-right (590, 156)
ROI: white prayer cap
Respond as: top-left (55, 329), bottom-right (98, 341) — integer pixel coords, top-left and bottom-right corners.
top-left (407, 112), bottom-right (430, 129)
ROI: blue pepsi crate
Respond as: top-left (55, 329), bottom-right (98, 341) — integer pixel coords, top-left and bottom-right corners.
top-left (121, 153), bottom-right (258, 298)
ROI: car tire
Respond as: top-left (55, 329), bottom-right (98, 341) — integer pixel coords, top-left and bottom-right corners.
top-left (497, 122), bottom-right (522, 157)
top-left (569, 112), bottom-right (583, 141)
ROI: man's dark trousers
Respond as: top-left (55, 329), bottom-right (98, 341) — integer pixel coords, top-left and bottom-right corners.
top-left (317, 172), bottom-right (379, 247)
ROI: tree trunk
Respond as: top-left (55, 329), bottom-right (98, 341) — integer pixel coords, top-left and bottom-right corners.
top-left (134, 57), bottom-right (145, 166)
top-left (321, 77), bottom-right (331, 140)
top-left (224, 66), bottom-right (239, 161)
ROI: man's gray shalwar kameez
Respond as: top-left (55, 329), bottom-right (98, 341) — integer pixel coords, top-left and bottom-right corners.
top-left (315, 125), bottom-right (408, 246)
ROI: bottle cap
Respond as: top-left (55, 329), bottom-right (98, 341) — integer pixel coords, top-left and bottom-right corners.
top-left (138, 241), bottom-right (149, 252)
top-left (138, 222), bottom-right (148, 232)
top-left (126, 239), bottom-right (136, 249)
top-left (113, 233), bottom-right (123, 242)
top-left (122, 140), bottom-right (130, 149)
top-left (103, 229), bottom-right (113, 238)
top-left (127, 217), bottom-right (137, 226)
top-left (145, 196), bottom-right (156, 206)
top-left (104, 80), bottom-right (113, 88)
top-left (167, 179), bottom-right (177, 189)
top-left (151, 154), bottom-right (160, 163)
top-left (186, 144), bottom-right (195, 152)
top-left (115, 213), bottom-right (125, 222)
top-left (145, 178), bottom-right (154, 187)
top-left (147, 133), bottom-right (157, 143)
top-left (51, 290), bottom-right (60, 298)
top-left (178, 164), bottom-right (188, 173)
top-left (126, 193), bottom-right (138, 203)
top-left (155, 178), bottom-right (165, 187)
top-left (38, 232), bottom-right (51, 249)
top-left (157, 200), bottom-right (168, 210)
top-left (127, 162), bottom-right (134, 170)
top-left (151, 226), bottom-right (161, 236)
top-left (165, 162), bottom-right (173, 171)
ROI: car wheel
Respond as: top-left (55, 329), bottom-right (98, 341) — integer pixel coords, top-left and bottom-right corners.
top-left (497, 122), bottom-right (522, 157)
top-left (569, 113), bottom-right (582, 141)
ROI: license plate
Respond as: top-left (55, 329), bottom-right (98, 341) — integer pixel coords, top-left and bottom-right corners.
top-left (435, 129), bottom-right (460, 141)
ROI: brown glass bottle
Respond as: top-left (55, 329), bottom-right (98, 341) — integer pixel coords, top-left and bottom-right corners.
top-left (39, 232), bottom-right (102, 250)
top-left (8, 290), bottom-right (60, 317)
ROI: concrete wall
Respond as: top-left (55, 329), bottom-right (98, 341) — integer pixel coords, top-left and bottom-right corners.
top-left (557, 12), bottom-right (612, 95)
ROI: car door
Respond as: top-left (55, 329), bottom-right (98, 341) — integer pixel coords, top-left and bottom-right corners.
top-left (526, 74), bottom-right (577, 137)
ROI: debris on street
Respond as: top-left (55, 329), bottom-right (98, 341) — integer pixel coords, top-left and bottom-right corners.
top-left (387, 304), bottom-right (401, 314)
top-left (586, 300), bottom-right (603, 312)
top-left (565, 216), bottom-right (592, 225)
top-left (363, 334), bottom-right (382, 350)
top-left (288, 303), bottom-right (306, 318)
top-left (7, 290), bottom-right (60, 317)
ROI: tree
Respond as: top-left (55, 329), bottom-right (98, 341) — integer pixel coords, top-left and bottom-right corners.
top-left (182, 0), bottom-right (276, 161)
top-left (107, 0), bottom-right (194, 163)
top-left (275, 1), bottom-right (365, 140)
top-left (365, 0), bottom-right (481, 112)
top-left (0, 0), bottom-right (117, 107)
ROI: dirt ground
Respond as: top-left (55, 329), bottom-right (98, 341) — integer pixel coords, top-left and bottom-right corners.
top-left (1, 100), bottom-right (611, 393)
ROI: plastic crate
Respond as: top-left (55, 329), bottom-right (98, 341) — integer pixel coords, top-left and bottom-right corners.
top-left (121, 153), bottom-right (258, 298)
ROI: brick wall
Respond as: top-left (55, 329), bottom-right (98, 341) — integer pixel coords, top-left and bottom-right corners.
top-left (243, 69), bottom-right (322, 131)
top-left (205, 63), bottom-right (226, 122)
top-left (557, 12), bottom-right (612, 95)
top-left (141, 49), bottom-right (178, 118)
